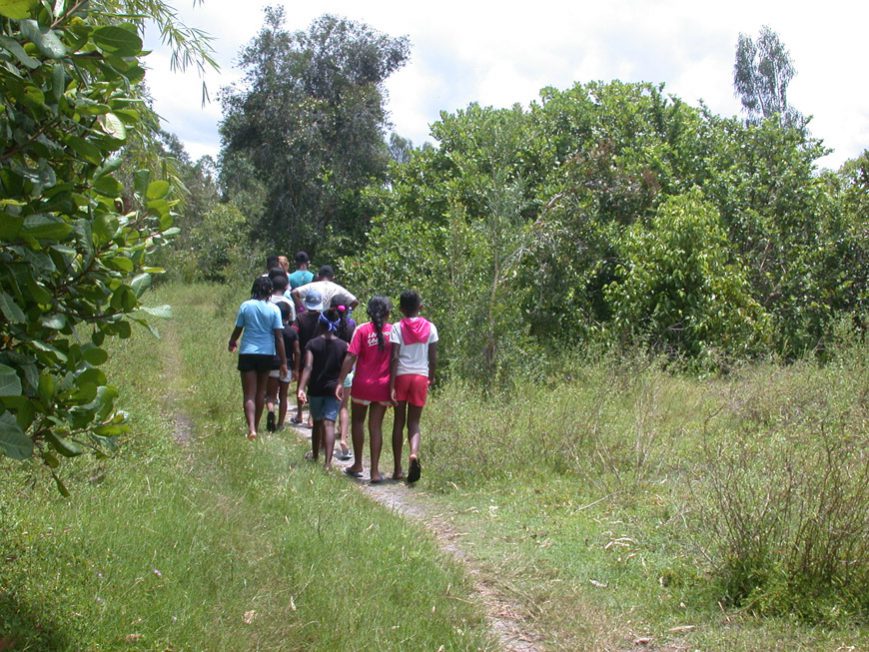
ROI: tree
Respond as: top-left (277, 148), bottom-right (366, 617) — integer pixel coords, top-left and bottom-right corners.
top-left (0, 0), bottom-right (214, 489)
top-left (219, 8), bottom-right (409, 256)
top-left (734, 25), bottom-right (803, 128)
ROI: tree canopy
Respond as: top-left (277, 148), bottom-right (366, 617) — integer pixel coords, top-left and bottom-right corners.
top-left (219, 8), bottom-right (409, 257)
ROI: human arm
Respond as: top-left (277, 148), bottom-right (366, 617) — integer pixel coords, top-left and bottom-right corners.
top-left (297, 349), bottom-right (313, 404)
top-left (292, 339), bottom-right (301, 380)
top-left (274, 329), bottom-right (288, 378)
top-left (335, 352), bottom-right (357, 400)
top-left (428, 341), bottom-right (438, 387)
top-left (228, 326), bottom-right (243, 352)
top-left (389, 343), bottom-right (400, 404)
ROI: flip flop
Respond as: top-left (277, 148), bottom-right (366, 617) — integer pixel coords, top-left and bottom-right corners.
top-left (369, 476), bottom-right (385, 484)
top-left (335, 450), bottom-right (352, 461)
top-left (408, 457), bottom-right (421, 483)
top-left (343, 468), bottom-right (363, 479)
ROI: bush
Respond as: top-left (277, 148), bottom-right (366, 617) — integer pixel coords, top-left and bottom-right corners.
top-left (691, 358), bottom-right (868, 623)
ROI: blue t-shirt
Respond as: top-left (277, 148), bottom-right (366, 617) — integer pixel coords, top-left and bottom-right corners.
top-left (235, 299), bottom-right (282, 355)
top-left (288, 269), bottom-right (314, 290)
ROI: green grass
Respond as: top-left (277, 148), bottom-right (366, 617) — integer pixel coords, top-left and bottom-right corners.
top-left (0, 283), bottom-right (492, 651)
top-left (2, 281), bottom-right (866, 651)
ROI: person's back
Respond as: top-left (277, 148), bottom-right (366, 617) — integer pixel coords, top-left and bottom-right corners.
top-left (288, 251), bottom-right (314, 290)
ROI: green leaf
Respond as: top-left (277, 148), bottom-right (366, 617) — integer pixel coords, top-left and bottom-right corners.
top-left (21, 214), bottom-right (73, 241)
top-left (81, 344), bottom-right (108, 366)
top-left (134, 169), bottom-right (150, 196)
top-left (93, 175), bottom-right (122, 197)
top-left (67, 136), bottom-right (104, 165)
top-left (140, 304), bottom-right (173, 319)
top-left (0, 364), bottom-right (22, 397)
top-left (47, 431), bottom-right (84, 457)
top-left (0, 411), bottom-right (32, 460)
top-left (0, 291), bottom-right (26, 323)
top-left (37, 372), bottom-right (55, 404)
top-left (104, 255), bottom-right (133, 273)
top-left (0, 35), bottom-right (39, 68)
top-left (52, 471), bottom-right (69, 497)
top-left (92, 25), bottom-right (143, 57)
top-left (98, 113), bottom-right (126, 140)
top-left (40, 313), bottom-right (67, 330)
top-left (146, 180), bottom-right (170, 200)
top-left (19, 19), bottom-right (66, 59)
top-left (0, 0), bottom-right (37, 20)
top-left (130, 272), bottom-right (151, 297)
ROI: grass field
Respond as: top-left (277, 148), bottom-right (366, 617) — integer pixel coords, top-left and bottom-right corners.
top-left (1, 282), bottom-right (866, 650)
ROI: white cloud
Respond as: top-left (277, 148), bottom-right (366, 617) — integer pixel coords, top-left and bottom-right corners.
top-left (145, 0), bottom-right (869, 168)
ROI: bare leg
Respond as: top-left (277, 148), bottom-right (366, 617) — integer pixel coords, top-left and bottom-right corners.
top-left (347, 401), bottom-right (367, 475)
top-left (322, 419), bottom-right (336, 469)
top-left (254, 370), bottom-right (270, 432)
top-left (310, 420), bottom-right (321, 460)
top-left (240, 371), bottom-right (258, 439)
top-left (337, 392), bottom-right (351, 455)
top-left (293, 380), bottom-right (304, 424)
top-left (406, 403), bottom-right (424, 459)
top-left (368, 402), bottom-right (387, 482)
top-left (266, 376), bottom-right (279, 414)
top-left (277, 381), bottom-right (289, 427)
top-left (392, 400), bottom-right (407, 479)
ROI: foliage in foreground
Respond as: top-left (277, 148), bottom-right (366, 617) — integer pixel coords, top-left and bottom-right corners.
top-left (0, 1), bottom-right (212, 476)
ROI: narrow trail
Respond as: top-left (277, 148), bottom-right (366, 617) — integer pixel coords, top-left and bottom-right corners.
top-left (289, 422), bottom-right (545, 652)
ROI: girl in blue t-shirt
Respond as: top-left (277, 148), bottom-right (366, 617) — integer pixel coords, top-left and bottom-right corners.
top-left (228, 276), bottom-right (288, 441)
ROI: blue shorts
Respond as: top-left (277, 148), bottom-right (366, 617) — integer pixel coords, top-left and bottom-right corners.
top-left (308, 396), bottom-right (340, 422)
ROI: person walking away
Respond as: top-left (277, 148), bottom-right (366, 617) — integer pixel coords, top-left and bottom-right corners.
top-left (296, 300), bottom-right (349, 470)
top-left (288, 251), bottom-right (314, 291)
top-left (265, 301), bottom-right (299, 432)
top-left (228, 276), bottom-right (288, 441)
top-left (330, 295), bottom-right (357, 461)
top-left (292, 289), bottom-right (324, 425)
top-left (389, 291), bottom-right (438, 482)
top-left (336, 296), bottom-right (392, 482)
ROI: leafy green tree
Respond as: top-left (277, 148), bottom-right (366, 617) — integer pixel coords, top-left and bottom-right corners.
top-left (734, 25), bottom-right (803, 128)
top-left (219, 8), bottom-right (409, 256)
top-left (0, 0), bottom-right (213, 489)
top-left (605, 191), bottom-right (770, 362)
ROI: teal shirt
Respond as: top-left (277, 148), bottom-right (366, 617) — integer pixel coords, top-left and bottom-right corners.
top-left (288, 269), bottom-right (314, 290)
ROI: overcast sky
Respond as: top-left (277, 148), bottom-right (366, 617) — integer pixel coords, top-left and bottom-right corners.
top-left (143, 0), bottom-right (868, 170)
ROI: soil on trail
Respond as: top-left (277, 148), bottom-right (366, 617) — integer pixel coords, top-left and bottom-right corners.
top-left (289, 423), bottom-right (544, 652)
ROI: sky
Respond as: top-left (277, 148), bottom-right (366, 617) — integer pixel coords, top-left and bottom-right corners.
top-left (143, 0), bottom-right (869, 171)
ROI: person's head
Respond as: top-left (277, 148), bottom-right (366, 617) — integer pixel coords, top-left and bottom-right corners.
top-left (303, 288), bottom-right (324, 312)
top-left (269, 270), bottom-right (288, 294)
top-left (265, 255), bottom-right (280, 271)
top-left (399, 290), bottom-right (421, 317)
top-left (277, 255), bottom-right (290, 273)
top-left (367, 295), bottom-right (391, 350)
top-left (319, 294), bottom-right (350, 337)
top-left (294, 251), bottom-right (310, 269)
top-left (317, 264), bottom-right (334, 281)
top-left (251, 276), bottom-right (273, 301)
top-left (277, 300), bottom-right (292, 325)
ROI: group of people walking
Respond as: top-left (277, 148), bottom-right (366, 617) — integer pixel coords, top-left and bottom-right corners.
top-left (228, 252), bottom-right (438, 484)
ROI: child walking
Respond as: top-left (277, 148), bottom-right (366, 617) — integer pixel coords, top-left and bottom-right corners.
top-left (297, 296), bottom-right (349, 469)
top-left (228, 276), bottom-right (288, 441)
top-left (265, 301), bottom-right (300, 432)
top-left (389, 291), bottom-right (438, 483)
top-left (336, 296), bottom-right (392, 483)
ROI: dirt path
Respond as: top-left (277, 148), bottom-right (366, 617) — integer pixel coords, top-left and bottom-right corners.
top-left (289, 422), bottom-right (544, 652)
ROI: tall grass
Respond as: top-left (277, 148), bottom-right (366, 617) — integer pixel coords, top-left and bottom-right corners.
top-left (0, 283), bottom-right (493, 651)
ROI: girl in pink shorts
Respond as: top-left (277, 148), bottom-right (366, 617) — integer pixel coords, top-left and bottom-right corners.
top-left (388, 291), bottom-right (438, 483)
top-left (336, 296), bottom-right (392, 483)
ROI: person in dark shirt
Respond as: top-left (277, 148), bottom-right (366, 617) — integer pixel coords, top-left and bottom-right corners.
top-left (292, 289), bottom-right (324, 425)
top-left (297, 299), bottom-right (349, 469)
top-left (265, 301), bottom-right (300, 432)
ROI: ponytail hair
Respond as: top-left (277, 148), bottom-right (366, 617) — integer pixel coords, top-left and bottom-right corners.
top-left (367, 295), bottom-right (391, 350)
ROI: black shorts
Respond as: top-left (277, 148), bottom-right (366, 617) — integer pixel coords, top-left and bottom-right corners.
top-left (237, 354), bottom-right (276, 372)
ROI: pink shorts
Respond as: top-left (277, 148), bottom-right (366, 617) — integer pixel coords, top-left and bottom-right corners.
top-left (394, 374), bottom-right (429, 407)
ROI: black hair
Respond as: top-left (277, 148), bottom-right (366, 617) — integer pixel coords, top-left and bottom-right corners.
top-left (399, 290), bottom-right (421, 315)
top-left (251, 276), bottom-right (273, 301)
top-left (268, 269), bottom-right (288, 292)
top-left (266, 255), bottom-right (280, 270)
top-left (317, 264), bottom-right (334, 280)
top-left (367, 295), bottom-right (391, 350)
top-left (277, 301), bottom-right (292, 323)
top-left (295, 251), bottom-right (309, 265)
top-left (328, 294), bottom-right (354, 341)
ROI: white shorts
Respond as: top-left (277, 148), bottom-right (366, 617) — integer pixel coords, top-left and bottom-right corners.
top-left (269, 369), bottom-right (293, 383)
